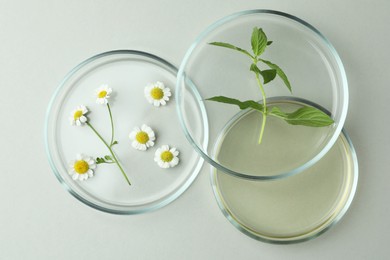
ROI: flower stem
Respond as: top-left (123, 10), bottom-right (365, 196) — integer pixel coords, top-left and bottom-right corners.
top-left (255, 70), bottom-right (267, 144)
top-left (86, 121), bottom-right (131, 186)
top-left (107, 103), bottom-right (114, 146)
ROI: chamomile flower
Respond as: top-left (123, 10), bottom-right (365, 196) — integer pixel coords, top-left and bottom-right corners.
top-left (144, 81), bottom-right (171, 107)
top-left (129, 124), bottom-right (156, 151)
top-left (154, 145), bottom-right (179, 168)
top-left (95, 84), bottom-right (112, 104)
top-left (68, 154), bottom-right (96, 181)
top-left (69, 105), bottom-right (88, 126)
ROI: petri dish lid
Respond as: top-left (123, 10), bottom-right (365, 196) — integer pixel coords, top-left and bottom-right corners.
top-left (45, 50), bottom-right (206, 214)
top-left (210, 98), bottom-right (358, 244)
top-left (176, 10), bottom-right (348, 180)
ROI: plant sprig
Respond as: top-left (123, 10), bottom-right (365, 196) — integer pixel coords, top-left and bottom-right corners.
top-left (86, 103), bottom-right (131, 185)
top-left (207, 27), bottom-right (334, 144)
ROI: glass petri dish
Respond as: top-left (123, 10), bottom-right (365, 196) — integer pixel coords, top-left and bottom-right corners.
top-left (176, 10), bottom-right (348, 179)
top-left (45, 50), bottom-right (207, 214)
top-left (210, 98), bottom-right (358, 244)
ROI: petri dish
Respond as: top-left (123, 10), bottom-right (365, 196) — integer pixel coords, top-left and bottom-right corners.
top-left (176, 10), bottom-right (348, 180)
top-left (45, 50), bottom-right (207, 214)
top-left (210, 98), bottom-right (358, 244)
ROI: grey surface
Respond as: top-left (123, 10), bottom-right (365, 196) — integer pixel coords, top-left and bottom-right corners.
top-left (1, 0), bottom-right (389, 259)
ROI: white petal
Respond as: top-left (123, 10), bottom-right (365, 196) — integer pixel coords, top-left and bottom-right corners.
top-left (148, 129), bottom-right (155, 136)
top-left (145, 96), bottom-right (153, 104)
top-left (72, 174), bottom-right (78, 180)
top-left (155, 148), bottom-right (162, 156)
top-left (161, 145), bottom-right (169, 151)
top-left (155, 81), bottom-right (164, 88)
top-left (129, 131), bottom-right (137, 139)
top-left (170, 157), bottom-right (179, 167)
top-left (160, 100), bottom-right (166, 106)
top-left (163, 162), bottom-right (170, 168)
top-left (80, 116), bottom-right (87, 123)
top-left (80, 105), bottom-right (88, 113)
top-left (158, 161), bottom-right (164, 168)
top-left (132, 140), bottom-right (139, 148)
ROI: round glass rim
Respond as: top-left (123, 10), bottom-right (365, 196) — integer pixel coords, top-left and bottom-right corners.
top-left (176, 9), bottom-right (349, 180)
top-left (44, 49), bottom-right (206, 215)
top-left (210, 98), bottom-right (358, 244)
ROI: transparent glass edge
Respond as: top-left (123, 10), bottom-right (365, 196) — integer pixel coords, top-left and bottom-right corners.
top-left (176, 9), bottom-right (349, 180)
top-left (45, 50), bottom-right (205, 215)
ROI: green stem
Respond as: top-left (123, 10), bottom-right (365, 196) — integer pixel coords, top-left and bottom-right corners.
top-left (86, 121), bottom-right (131, 186)
top-left (258, 111), bottom-right (267, 144)
top-left (255, 70), bottom-right (267, 144)
top-left (107, 103), bottom-right (114, 146)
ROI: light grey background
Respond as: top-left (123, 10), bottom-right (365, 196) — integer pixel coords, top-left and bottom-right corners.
top-left (1, 0), bottom-right (389, 259)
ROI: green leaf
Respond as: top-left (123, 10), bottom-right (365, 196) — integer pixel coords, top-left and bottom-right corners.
top-left (250, 64), bottom-right (276, 84)
top-left (260, 69), bottom-right (277, 84)
top-left (268, 106), bottom-right (288, 119)
top-left (260, 59), bottom-right (292, 92)
top-left (209, 42), bottom-right (254, 59)
top-left (95, 156), bottom-right (116, 164)
top-left (267, 41), bottom-right (273, 46)
top-left (250, 63), bottom-right (261, 74)
top-left (104, 155), bottom-right (113, 161)
top-left (284, 106), bottom-right (334, 127)
top-left (206, 96), bottom-right (263, 111)
top-left (112, 140), bottom-right (118, 146)
top-left (96, 157), bottom-right (105, 164)
top-left (251, 27), bottom-right (268, 57)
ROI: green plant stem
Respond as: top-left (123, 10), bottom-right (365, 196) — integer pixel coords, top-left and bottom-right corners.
top-left (259, 111), bottom-right (267, 144)
top-left (86, 121), bottom-right (131, 186)
top-left (107, 103), bottom-right (114, 146)
top-left (255, 69), bottom-right (267, 144)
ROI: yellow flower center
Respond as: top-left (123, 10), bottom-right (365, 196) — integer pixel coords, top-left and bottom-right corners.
top-left (136, 131), bottom-right (149, 144)
top-left (74, 110), bottom-right (83, 120)
top-left (74, 160), bottom-right (89, 174)
top-left (161, 151), bottom-right (173, 162)
top-left (98, 90), bottom-right (107, 98)
top-left (150, 87), bottom-right (164, 100)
